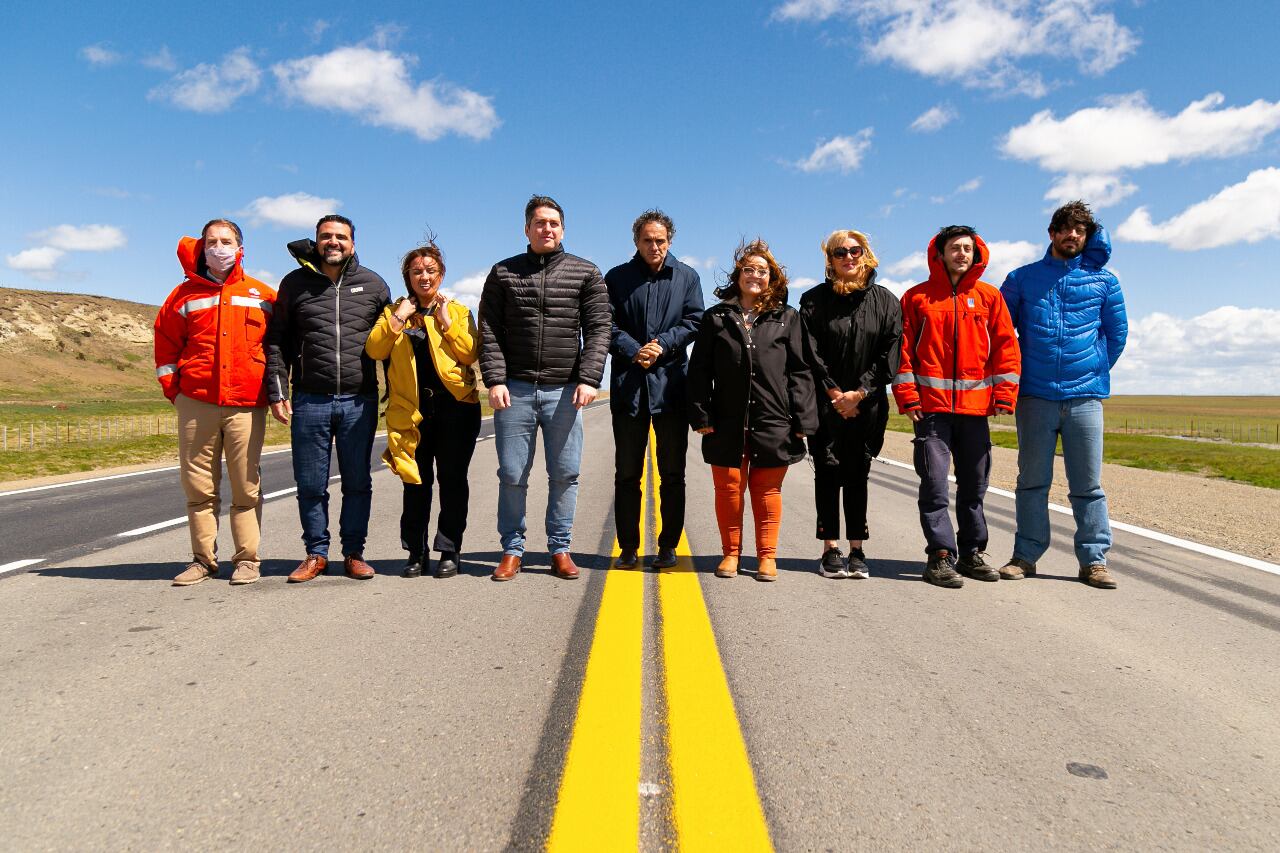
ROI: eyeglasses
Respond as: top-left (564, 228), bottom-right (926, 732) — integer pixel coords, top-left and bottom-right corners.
top-left (830, 246), bottom-right (864, 259)
top-left (739, 265), bottom-right (769, 278)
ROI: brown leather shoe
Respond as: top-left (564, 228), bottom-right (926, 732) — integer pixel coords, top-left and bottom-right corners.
top-left (288, 554), bottom-right (327, 583)
top-left (344, 554), bottom-right (375, 580)
top-left (550, 552), bottom-right (580, 580)
top-left (715, 555), bottom-right (739, 578)
top-left (756, 557), bottom-right (778, 582)
top-left (493, 553), bottom-right (521, 581)
top-left (1080, 563), bottom-right (1117, 589)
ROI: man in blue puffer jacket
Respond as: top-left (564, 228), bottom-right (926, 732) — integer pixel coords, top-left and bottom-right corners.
top-left (998, 201), bottom-right (1128, 589)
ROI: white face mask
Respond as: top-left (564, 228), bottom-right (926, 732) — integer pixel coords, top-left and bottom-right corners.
top-left (205, 243), bottom-right (238, 277)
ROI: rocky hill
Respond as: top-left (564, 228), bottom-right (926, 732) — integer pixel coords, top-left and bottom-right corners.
top-left (0, 287), bottom-right (159, 401)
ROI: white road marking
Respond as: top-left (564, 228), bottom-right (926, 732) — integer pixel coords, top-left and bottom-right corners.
top-left (0, 558), bottom-right (45, 575)
top-left (116, 474), bottom-right (343, 538)
top-left (875, 457), bottom-right (1280, 577)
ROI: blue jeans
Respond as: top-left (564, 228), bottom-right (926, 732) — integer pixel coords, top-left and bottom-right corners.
top-left (494, 380), bottom-right (584, 556)
top-left (1013, 396), bottom-right (1112, 568)
top-left (291, 392), bottom-right (378, 558)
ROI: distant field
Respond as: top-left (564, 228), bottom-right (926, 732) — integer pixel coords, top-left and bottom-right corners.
top-left (885, 395), bottom-right (1280, 490)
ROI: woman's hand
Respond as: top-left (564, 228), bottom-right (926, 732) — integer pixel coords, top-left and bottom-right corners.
top-left (432, 295), bottom-right (452, 333)
top-left (832, 389), bottom-right (865, 419)
top-left (391, 297), bottom-right (418, 329)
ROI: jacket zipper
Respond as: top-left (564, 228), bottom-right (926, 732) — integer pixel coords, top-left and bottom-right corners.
top-left (333, 267), bottom-right (346, 394)
top-left (741, 308), bottom-right (754, 458)
top-left (535, 254), bottom-right (547, 380)
top-left (951, 279), bottom-right (959, 413)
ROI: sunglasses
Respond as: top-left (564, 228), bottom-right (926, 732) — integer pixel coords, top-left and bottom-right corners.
top-left (830, 246), bottom-right (864, 259)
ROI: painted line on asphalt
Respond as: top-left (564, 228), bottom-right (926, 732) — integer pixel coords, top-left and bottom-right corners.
top-left (655, 433), bottom-right (774, 851)
top-left (875, 457), bottom-right (1280, 577)
top-left (116, 474), bottom-right (343, 538)
top-left (0, 558), bottom-right (45, 575)
top-left (547, 445), bottom-right (647, 850)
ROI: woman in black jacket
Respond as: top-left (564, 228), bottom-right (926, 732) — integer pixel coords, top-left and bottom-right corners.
top-left (687, 239), bottom-right (818, 582)
top-left (798, 230), bottom-right (903, 579)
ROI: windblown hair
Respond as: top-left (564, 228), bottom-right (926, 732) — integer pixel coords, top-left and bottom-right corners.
top-left (822, 229), bottom-right (879, 284)
top-left (632, 209), bottom-right (675, 242)
top-left (935, 225), bottom-right (979, 257)
top-left (1049, 200), bottom-right (1097, 238)
top-left (201, 218), bottom-right (243, 245)
top-left (715, 238), bottom-right (788, 313)
top-left (400, 232), bottom-right (446, 298)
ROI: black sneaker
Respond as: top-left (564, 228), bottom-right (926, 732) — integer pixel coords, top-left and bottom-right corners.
top-left (651, 547), bottom-right (678, 569)
top-left (818, 547), bottom-right (848, 579)
top-left (847, 548), bottom-right (869, 579)
top-left (615, 549), bottom-right (639, 570)
top-left (434, 552), bottom-right (458, 578)
top-left (958, 551), bottom-right (999, 582)
top-left (923, 550), bottom-right (964, 588)
top-left (402, 554), bottom-right (424, 578)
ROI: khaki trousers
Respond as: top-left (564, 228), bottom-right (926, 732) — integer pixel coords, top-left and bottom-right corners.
top-left (175, 394), bottom-right (266, 567)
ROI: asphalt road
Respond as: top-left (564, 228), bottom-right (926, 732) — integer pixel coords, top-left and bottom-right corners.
top-left (1, 403), bottom-right (1278, 851)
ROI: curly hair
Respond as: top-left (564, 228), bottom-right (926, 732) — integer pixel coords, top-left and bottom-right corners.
top-left (1049, 200), bottom-right (1097, 238)
top-left (821, 229), bottom-right (879, 283)
top-left (715, 238), bottom-right (788, 313)
top-left (632, 209), bottom-right (675, 242)
top-left (400, 233), bottom-right (446, 298)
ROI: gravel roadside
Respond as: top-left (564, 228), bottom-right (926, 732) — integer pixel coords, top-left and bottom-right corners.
top-left (876, 430), bottom-right (1280, 565)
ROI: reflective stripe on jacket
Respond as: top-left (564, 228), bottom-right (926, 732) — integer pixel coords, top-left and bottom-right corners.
top-left (153, 237), bottom-right (276, 408)
top-left (892, 233), bottom-right (1021, 416)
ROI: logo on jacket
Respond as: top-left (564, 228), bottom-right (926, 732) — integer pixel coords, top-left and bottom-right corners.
top-left (248, 287), bottom-right (261, 297)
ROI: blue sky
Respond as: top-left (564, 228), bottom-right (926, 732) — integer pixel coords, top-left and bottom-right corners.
top-left (5, 0), bottom-right (1279, 392)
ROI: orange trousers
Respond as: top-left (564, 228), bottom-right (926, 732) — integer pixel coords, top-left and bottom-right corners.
top-left (711, 458), bottom-right (788, 558)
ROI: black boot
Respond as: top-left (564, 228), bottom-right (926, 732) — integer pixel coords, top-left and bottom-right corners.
top-left (402, 553), bottom-right (424, 578)
top-left (434, 551), bottom-right (459, 578)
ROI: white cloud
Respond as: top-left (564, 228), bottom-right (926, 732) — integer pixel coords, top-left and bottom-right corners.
top-left (1044, 173), bottom-right (1137, 209)
top-left (1003, 92), bottom-right (1280, 175)
top-left (6, 247), bottom-right (66, 276)
top-left (884, 252), bottom-right (926, 277)
top-left (983, 239), bottom-right (1041, 284)
top-left (80, 43), bottom-right (122, 67)
top-left (930, 176), bottom-right (982, 204)
top-left (795, 129), bottom-right (873, 174)
top-left (273, 46), bottom-right (499, 141)
top-left (678, 256), bottom-right (719, 271)
top-left (148, 48), bottom-right (261, 113)
top-left (910, 104), bottom-right (957, 133)
top-left (240, 192), bottom-right (342, 229)
top-left (32, 224), bottom-right (127, 252)
top-left (445, 271), bottom-right (488, 314)
top-left (1111, 307), bottom-right (1280, 394)
top-left (791, 276), bottom-right (819, 292)
top-left (875, 274), bottom-right (917, 298)
top-left (246, 269), bottom-right (278, 286)
top-left (774, 1), bottom-right (1138, 96)
top-left (141, 46), bottom-right (177, 72)
top-left (1116, 168), bottom-right (1280, 250)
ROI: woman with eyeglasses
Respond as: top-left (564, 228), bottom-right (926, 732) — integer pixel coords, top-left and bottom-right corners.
top-left (366, 240), bottom-right (482, 578)
top-left (798, 230), bottom-right (903, 579)
top-left (687, 239), bottom-right (819, 581)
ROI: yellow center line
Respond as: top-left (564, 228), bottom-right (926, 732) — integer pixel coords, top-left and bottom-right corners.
top-left (655, 430), bottom-right (774, 851)
top-left (546, 440), bottom-right (648, 851)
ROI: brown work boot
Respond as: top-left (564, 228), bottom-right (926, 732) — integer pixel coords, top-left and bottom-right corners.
top-left (493, 554), bottom-right (521, 581)
top-left (1080, 564), bottom-right (1117, 589)
top-left (288, 554), bottom-right (327, 583)
top-left (172, 560), bottom-right (218, 586)
top-left (343, 554), bottom-right (375, 580)
top-left (551, 552), bottom-right (580, 580)
top-left (756, 557), bottom-right (778, 582)
top-left (229, 561), bottom-right (260, 585)
top-left (715, 555), bottom-right (739, 578)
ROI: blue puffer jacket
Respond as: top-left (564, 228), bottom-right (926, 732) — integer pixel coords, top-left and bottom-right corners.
top-left (999, 227), bottom-right (1127, 400)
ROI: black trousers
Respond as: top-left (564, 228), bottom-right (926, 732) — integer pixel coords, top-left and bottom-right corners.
top-left (911, 413), bottom-right (991, 556)
top-left (401, 391), bottom-right (482, 557)
top-left (813, 452), bottom-right (872, 541)
top-left (612, 407), bottom-right (689, 550)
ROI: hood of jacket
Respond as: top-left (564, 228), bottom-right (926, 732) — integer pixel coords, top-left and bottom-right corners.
top-left (1037, 225), bottom-right (1113, 272)
top-left (925, 232), bottom-right (989, 291)
top-left (177, 236), bottom-right (244, 287)
top-left (286, 238), bottom-right (363, 277)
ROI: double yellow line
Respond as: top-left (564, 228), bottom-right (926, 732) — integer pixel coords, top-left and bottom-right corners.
top-left (547, 431), bottom-right (772, 851)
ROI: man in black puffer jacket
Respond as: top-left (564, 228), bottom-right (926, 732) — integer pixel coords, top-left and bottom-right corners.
top-left (480, 195), bottom-right (611, 582)
top-left (265, 214), bottom-right (391, 583)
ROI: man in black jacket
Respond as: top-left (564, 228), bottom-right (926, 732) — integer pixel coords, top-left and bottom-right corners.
top-left (606, 210), bottom-right (703, 570)
top-left (265, 214), bottom-right (391, 583)
top-left (479, 195), bottom-right (611, 581)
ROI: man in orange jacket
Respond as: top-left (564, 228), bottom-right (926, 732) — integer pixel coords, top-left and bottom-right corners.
top-left (154, 219), bottom-right (276, 586)
top-left (893, 226), bottom-right (1020, 589)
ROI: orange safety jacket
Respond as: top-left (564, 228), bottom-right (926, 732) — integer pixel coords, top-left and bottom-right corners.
top-left (153, 237), bottom-right (276, 408)
top-left (893, 233), bottom-right (1021, 416)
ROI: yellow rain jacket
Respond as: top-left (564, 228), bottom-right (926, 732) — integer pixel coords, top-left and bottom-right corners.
top-left (365, 298), bottom-right (480, 484)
